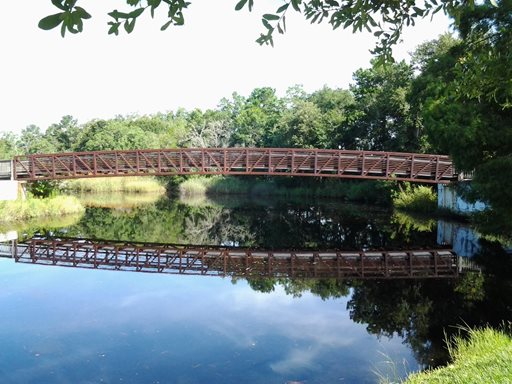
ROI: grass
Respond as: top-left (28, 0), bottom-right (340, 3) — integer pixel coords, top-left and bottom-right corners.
top-left (393, 184), bottom-right (437, 213)
top-left (178, 175), bottom-right (394, 204)
top-left (402, 326), bottom-right (512, 384)
top-left (60, 176), bottom-right (165, 193)
top-left (0, 195), bottom-right (85, 223)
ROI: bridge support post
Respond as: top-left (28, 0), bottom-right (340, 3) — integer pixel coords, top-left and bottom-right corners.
top-left (437, 183), bottom-right (486, 214)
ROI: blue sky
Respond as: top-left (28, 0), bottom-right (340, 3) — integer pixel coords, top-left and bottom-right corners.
top-left (0, 1), bottom-right (451, 134)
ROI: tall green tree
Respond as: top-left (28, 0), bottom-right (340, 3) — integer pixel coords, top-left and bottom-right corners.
top-left (347, 61), bottom-right (422, 152)
top-left (228, 87), bottom-right (284, 147)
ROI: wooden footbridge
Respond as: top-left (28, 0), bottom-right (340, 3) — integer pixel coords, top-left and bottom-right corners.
top-left (0, 237), bottom-right (459, 279)
top-left (10, 147), bottom-right (457, 183)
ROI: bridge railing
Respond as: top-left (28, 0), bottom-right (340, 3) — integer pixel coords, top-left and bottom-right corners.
top-left (0, 160), bottom-right (12, 180)
top-left (13, 147), bottom-right (457, 183)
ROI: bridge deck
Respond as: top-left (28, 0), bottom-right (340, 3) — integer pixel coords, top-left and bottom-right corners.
top-left (8, 238), bottom-right (459, 279)
top-left (13, 148), bottom-right (457, 183)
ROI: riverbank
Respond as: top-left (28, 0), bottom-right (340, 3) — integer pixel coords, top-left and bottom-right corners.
top-left (0, 195), bottom-right (85, 223)
top-left (402, 326), bottom-right (512, 383)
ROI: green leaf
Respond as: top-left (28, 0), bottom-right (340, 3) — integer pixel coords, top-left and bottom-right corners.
top-left (38, 13), bottom-right (63, 30)
top-left (263, 14), bottom-right (280, 20)
top-left (277, 3), bottom-right (289, 13)
top-left (235, 0), bottom-right (248, 11)
top-left (160, 19), bottom-right (173, 30)
top-left (262, 19), bottom-right (272, 30)
top-left (124, 18), bottom-right (136, 33)
top-left (74, 6), bottom-right (91, 19)
top-left (108, 21), bottom-right (120, 35)
top-left (51, 0), bottom-right (67, 11)
top-left (108, 10), bottom-right (129, 20)
top-left (248, 0), bottom-right (254, 11)
top-left (291, 0), bottom-right (301, 12)
top-left (412, 7), bottom-right (424, 16)
top-left (129, 8), bottom-right (145, 18)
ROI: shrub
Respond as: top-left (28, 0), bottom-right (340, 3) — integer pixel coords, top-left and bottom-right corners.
top-left (393, 184), bottom-right (437, 213)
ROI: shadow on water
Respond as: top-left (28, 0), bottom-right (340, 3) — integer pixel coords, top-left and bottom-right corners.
top-left (0, 193), bottom-right (511, 382)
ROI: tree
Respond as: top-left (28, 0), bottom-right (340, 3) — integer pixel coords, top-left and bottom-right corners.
top-left (45, 115), bottom-right (80, 152)
top-left (227, 87), bottom-right (284, 147)
top-left (38, 0), bottom-right (472, 62)
top-left (183, 109), bottom-right (232, 148)
top-left (410, 3), bottom-right (512, 213)
top-left (347, 61), bottom-right (422, 152)
top-left (0, 132), bottom-right (18, 159)
top-left (272, 99), bottom-right (328, 148)
top-left (18, 125), bottom-right (58, 154)
top-left (74, 119), bottom-right (159, 151)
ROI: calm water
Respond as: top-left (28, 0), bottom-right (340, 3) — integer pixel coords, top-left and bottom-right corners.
top-left (0, 194), bottom-right (510, 383)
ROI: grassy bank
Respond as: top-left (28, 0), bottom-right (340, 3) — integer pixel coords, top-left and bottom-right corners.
top-left (178, 176), bottom-right (394, 205)
top-left (60, 176), bottom-right (165, 193)
top-left (403, 327), bottom-right (512, 384)
top-left (0, 196), bottom-right (85, 223)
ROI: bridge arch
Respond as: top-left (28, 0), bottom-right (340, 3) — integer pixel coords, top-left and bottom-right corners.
top-left (13, 147), bottom-right (457, 183)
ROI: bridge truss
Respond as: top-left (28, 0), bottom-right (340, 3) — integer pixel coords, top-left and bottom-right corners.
top-left (11, 238), bottom-right (459, 279)
top-left (13, 148), bottom-right (457, 183)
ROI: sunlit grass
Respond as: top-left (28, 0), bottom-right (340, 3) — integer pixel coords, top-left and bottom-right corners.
top-left (401, 326), bottom-right (512, 384)
top-left (0, 195), bottom-right (85, 223)
top-left (61, 176), bottom-right (165, 193)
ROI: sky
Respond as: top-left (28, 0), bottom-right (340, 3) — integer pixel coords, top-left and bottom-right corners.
top-left (0, 1), bottom-right (451, 134)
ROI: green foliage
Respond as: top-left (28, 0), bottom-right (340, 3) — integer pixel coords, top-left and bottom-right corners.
top-left (28, 180), bottom-right (60, 198)
top-left (411, 6), bottom-right (512, 215)
top-left (393, 184), bottom-right (437, 213)
top-left (0, 132), bottom-right (18, 159)
top-left (404, 327), bottom-right (512, 384)
top-left (39, 0), bottom-right (91, 37)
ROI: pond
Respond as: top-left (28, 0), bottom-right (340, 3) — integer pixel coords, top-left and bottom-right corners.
top-left (0, 194), bottom-right (510, 383)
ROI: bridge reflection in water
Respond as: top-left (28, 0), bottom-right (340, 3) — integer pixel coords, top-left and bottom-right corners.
top-left (1, 237), bottom-right (459, 279)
